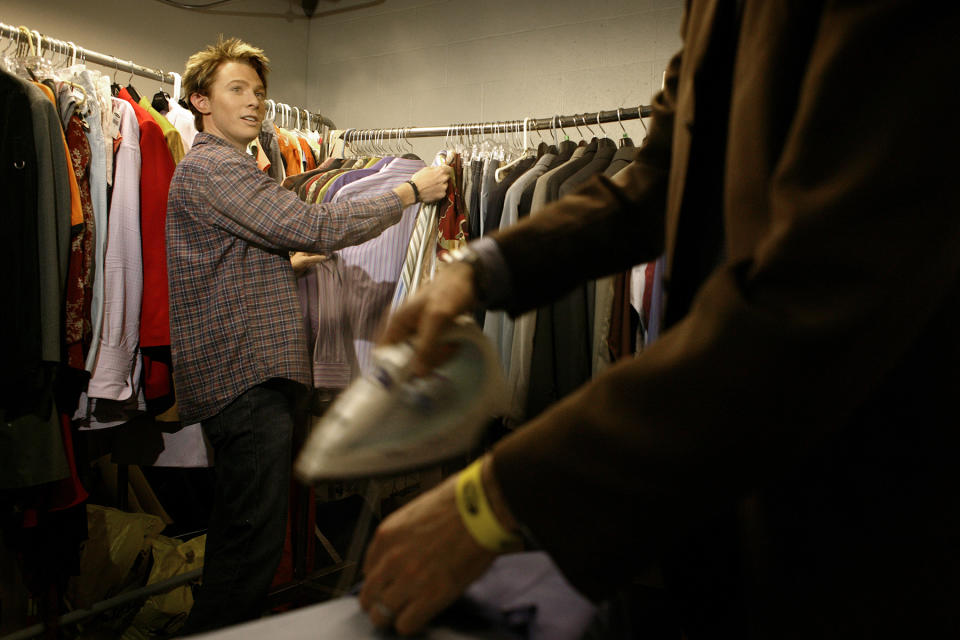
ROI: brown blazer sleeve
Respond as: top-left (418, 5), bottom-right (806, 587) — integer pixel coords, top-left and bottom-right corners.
top-left (489, 2), bottom-right (960, 599)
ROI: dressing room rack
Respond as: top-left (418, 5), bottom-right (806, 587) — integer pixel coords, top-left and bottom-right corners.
top-left (338, 104), bottom-right (654, 150)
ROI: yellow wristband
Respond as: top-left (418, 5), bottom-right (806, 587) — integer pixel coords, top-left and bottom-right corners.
top-left (455, 459), bottom-right (520, 552)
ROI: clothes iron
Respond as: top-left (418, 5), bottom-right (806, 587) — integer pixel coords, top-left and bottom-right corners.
top-left (295, 321), bottom-right (507, 480)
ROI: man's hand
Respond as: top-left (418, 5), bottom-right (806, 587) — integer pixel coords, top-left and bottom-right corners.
top-left (359, 473), bottom-right (498, 635)
top-left (290, 251), bottom-right (327, 273)
top-left (378, 261), bottom-right (477, 376)
top-left (394, 165), bottom-right (454, 207)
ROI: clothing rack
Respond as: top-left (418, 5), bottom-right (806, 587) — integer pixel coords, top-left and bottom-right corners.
top-left (0, 21), bottom-right (335, 131)
top-left (340, 105), bottom-right (653, 146)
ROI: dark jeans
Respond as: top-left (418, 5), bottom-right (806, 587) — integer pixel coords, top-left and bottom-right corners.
top-left (180, 379), bottom-right (298, 635)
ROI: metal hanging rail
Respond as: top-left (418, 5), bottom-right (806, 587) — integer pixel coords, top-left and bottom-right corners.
top-left (0, 21), bottom-right (335, 131)
top-left (341, 105), bottom-right (653, 142)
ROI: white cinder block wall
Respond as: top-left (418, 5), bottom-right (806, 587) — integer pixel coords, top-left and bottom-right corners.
top-left (306, 0), bottom-right (683, 160)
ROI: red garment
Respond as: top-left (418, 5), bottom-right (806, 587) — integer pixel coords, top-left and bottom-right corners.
top-left (119, 88), bottom-right (174, 347)
top-left (22, 414), bottom-right (89, 526)
top-left (142, 352), bottom-right (173, 400)
top-left (64, 114), bottom-right (95, 370)
top-left (436, 154), bottom-right (467, 260)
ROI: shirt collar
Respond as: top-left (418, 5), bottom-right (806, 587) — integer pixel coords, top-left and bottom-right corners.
top-left (193, 132), bottom-right (257, 163)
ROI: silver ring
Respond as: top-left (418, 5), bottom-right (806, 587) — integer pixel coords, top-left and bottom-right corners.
top-left (373, 601), bottom-right (395, 623)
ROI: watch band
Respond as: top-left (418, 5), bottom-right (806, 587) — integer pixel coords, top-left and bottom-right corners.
top-left (441, 245), bottom-right (487, 305)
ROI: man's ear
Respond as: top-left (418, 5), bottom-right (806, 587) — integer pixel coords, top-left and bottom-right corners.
top-left (190, 92), bottom-right (211, 116)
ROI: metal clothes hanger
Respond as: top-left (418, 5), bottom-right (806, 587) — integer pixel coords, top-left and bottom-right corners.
top-left (582, 113), bottom-right (596, 139)
top-left (596, 111), bottom-right (607, 137)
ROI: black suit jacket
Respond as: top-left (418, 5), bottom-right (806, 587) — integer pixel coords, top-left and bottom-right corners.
top-left (487, 1), bottom-right (960, 637)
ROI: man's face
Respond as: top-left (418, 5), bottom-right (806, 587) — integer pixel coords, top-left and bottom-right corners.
top-left (191, 60), bottom-right (266, 151)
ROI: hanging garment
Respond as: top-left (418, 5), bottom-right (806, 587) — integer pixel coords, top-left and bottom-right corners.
top-left (0, 70), bottom-right (73, 490)
top-left (517, 140), bottom-right (576, 221)
top-left (87, 98), bottom-right (143, 402)
top-left (603, 139), bottom-right (636, 178)
top-left (391, 151), bottom-right (451, 307)
top-left (467, 158), bottom-right (484, 239)
top-left (74, 70), bottom-right (110, 373)
top-left (477, 156), bottom-right (500, 237)
top-left (139, 96), bottom-right (186, 164)
top-left (482, 156), bottom-right (537, 238)
top-left (525, 140), bottom-right (609, 420)
top-left (297, 135), bottom-right (317, 172)
top-left (166, 97), bottom-right (197, 151)
top-left (483, 153), bottom-right (556, 375)
top-left (318, 156), bottom-right (426, 378)
top-left (557, 138), bottom-right (616, 197)
top-left (63, 113), bottom-right (96, 372)
top-left (437, 154), bottom-right (467, 257)
top-left (259, 119), bottom-right (285, 182)
top-left (29, 81), bottom-right (75, 363)
top-left (0, 70), bottom-right (42, 418)
top-left (118, 87), bottom-right (174, 349)
top-left (501, 147), bottom-right (588, 422)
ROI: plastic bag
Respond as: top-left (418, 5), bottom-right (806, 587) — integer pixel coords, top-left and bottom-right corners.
top-left (67, 505), bottom-right (166, 610)
top-left (122, 534), bottom-right (205, 639)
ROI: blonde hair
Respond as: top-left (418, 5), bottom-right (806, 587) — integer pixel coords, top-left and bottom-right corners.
top-left (182, 35), bottom-right (270, 131)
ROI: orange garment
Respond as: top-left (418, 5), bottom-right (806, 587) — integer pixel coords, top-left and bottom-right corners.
top-left (297, 136), bottom-right (317, 172)
top-left (34, 82), bottom-right (83, 227)
top-left (275, 125), bottom-right (301, 177)
top-left (253, 140), bottom-right (272, 173)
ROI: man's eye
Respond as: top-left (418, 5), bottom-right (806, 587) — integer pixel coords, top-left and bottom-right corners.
top-left (232, 86), bottom-right (241, 92)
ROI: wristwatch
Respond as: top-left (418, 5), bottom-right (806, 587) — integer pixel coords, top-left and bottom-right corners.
top-left (440, 245), bottom-right (488, 305)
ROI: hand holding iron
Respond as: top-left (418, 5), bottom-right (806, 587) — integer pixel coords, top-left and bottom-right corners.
top-left (377, 260), bottom-right (478, 376)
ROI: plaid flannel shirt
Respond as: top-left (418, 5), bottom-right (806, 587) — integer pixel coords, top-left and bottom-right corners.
top-left (167, 133), bottom-right (402, 423)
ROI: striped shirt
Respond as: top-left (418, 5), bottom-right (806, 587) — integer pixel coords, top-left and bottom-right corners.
top-left (312, 157), bottom-right (425, 381)
top-left (166, 133), bottom-right (403, 423)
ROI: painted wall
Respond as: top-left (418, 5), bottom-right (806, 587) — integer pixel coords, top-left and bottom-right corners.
top-left (2, 0), bottom-right (683, 152)
top-left (306, 0), bottom-right (683, 158)
top-left (0, 0), bottom-right (310, 107)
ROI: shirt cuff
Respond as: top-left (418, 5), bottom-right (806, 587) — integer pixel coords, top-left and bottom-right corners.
top-left (469, 236), bottom-right (513, 309)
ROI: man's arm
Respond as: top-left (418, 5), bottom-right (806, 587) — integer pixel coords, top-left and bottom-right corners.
top-left (202, 161), bottom-right (448, 255)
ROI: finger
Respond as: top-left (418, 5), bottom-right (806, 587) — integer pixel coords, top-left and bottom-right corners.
top-left (393, 590), bottom-right (457, 637)
top-left (367, 600), bottom-right (396, 630)
top-left (411, 341), bottom-right (458, 375)
top-left (412, 304), bottom-right (456, 375)
top-left (370, 579), bottom-right (411, 627)
top-left (358, 562), bottom-right (390, 611)
top-left (378, 296), bottom-right (425, 346)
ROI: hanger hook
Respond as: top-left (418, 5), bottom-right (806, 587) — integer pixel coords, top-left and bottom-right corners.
top-left (596, 111), bottom-right (606, 135)
top-left (638, 103), bottom-right (648, 134)
top-left (583, 113), bottom-right (595, 137)
top-left (616, 108), bottom-right (626, 134)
